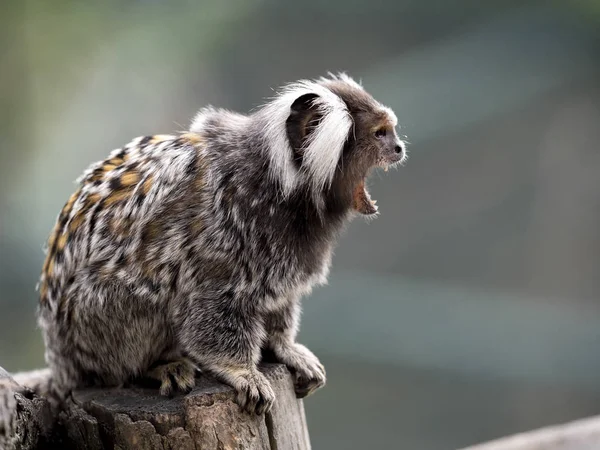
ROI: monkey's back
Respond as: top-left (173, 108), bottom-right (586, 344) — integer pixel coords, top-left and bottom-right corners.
top-left (36, 133), bottom-right (213, 394)
top-left (38, 133), bottom-right (208, 318)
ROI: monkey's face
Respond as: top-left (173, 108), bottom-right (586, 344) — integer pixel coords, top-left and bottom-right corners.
top-left (283, 78), bottom-right (405, 216)
top-left (341, 109), bottom-right (406, 215)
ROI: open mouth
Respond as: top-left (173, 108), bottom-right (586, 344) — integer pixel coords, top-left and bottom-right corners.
top-left (352, 167), bottom-right (383, 216)
top-left (352, 156), bottom-right (405, 216)
top-left (352, 178), bottom-right (377, 215)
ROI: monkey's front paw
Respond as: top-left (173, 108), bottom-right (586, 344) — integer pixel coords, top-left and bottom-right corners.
top-left (275, 343), bottom-right (326, 398)
top-left (146, 358), bottom-right (197, 397)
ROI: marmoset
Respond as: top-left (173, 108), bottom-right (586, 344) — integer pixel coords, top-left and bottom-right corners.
top-left (36, 73), bottom-right (406, 414)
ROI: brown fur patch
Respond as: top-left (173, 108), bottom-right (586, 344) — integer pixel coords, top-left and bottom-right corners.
top-left (142, 221), bottom-right (162, 243)
top-left (201, 259), bottom-right (233, 284)
top-left (68, 199), bottom-right (95, 234)
top-left (150, 134), bottom-right (175, 144)
top-left (109, 157), bottom-right (124, 166)
top-left (224, 184), bottom-right (235, 207)
top-left (47, 225), bottom-right (58, 249)
top-left (41, 255), bottom-right (51, 276)
top-left (103, 164), bottom-right (117, 173)
top-left (63, 190), bottom-right (80, 216)
top-left (58, 296), bottom-right (69, 316)
top-left (56, 233), bottom-right (68, 251)
top-left (87, 193), bottom-right (102, 204)
top-left (142, 176), bottom-right (153, 195)
top-left (140, 263), bottom-right (155, 279)
top-left (182, 132), bottom-right (204, 146)
top-left (46, 258), bottom-right (55, 277)
top-left (94, 264), bottom-right (113, 282)
top-left (190, 220), bottom-right (204, 236)
top-left (68, 212), bottom-right (86, 233)
top-left (39, 282), bottom-right (48, 303)
top-left (194, 157), bottom-right (208, 191)
top-left (120, 171), bottom-right (140, 186)
top-left (137, 221), bottom-right (165, 277)
top-left (89, 170), bottom-right (104, 183)
top-left (195, 174), bottom-right (205, 191)
top-left (104, 187), bottom-right (134, 207)
top-left (110, 216), bottom-right (133, 237)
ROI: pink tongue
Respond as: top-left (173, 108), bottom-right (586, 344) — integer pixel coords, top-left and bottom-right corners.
top-left (352, 180), bottom-right (377, 215)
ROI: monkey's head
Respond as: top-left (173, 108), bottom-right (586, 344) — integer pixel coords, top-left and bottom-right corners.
top-left (263, 73), bottom-right (406, 217)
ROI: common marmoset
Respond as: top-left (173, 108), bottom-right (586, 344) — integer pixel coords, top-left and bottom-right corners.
top-left (36, 74), bottom-right (406, 414)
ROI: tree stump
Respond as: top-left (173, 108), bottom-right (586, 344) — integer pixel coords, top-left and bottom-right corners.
top-left (0, 363), bottom-right (311, 450)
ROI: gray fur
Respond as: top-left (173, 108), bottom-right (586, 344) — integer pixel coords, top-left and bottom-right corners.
top-left (36, 74), bottom-right (405, 414)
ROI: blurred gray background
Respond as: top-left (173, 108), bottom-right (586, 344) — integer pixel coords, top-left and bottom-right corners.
top-left (1, 1), bottom-right (600, 448)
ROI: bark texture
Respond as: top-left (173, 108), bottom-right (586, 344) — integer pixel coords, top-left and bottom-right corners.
top-left (0, 363), bottom-right (311, 450)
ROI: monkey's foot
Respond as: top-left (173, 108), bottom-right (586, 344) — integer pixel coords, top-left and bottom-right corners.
top-left (273, 343), bottom-right (326, 398)
top-left (211, 365), bottom-right (275, 415)
top-left (146, 358), bottom-right (197, 397)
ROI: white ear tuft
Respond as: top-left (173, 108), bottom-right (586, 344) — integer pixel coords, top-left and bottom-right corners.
top-left (260, 80), bottom-right (352, 197)
top-left (300, 93), bottom-right (353, 193)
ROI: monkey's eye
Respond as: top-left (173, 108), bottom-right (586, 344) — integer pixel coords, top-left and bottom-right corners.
top-left (374, 129), bottom-right (387, 139)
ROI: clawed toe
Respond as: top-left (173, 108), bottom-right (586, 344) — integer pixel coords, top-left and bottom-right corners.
top-left (294, 373), bottom-right (325, 398)
top-left (238, 373), bottom-right (275, 415)
top-left (272, 343), bottom-right (326, 398)
top-left (220, 368), bottom-right (275, 415)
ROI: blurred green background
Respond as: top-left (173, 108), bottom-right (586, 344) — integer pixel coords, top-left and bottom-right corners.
top-left (1, 0), bottom-right (600, 448)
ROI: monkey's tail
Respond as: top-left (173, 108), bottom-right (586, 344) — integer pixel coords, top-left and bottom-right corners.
top-left (11, 368), bottom-right (54, 398)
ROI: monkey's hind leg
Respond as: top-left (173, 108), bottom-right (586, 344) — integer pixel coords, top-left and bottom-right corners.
top-left (144, 358), bottom-right (198, 397)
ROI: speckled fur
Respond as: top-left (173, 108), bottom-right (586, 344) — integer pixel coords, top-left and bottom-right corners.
top-left (36, 74), bottom-right (405, 414)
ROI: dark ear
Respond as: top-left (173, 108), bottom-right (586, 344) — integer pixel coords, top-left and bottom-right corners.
top-left (286, 93), bottom-right (321, 166)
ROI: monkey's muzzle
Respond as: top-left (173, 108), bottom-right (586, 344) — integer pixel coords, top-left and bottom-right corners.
top-left (352, 140), bottom-right (406, 216)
